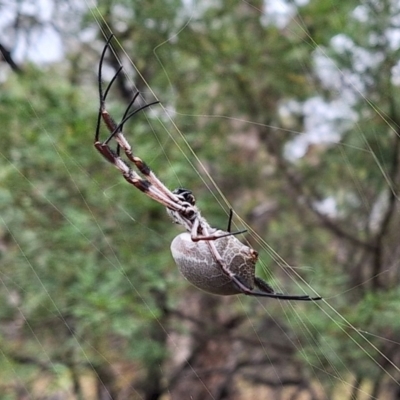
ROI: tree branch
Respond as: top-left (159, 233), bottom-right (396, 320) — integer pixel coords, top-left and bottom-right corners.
top-left (0, 43), bottom-right (22, 73)
top-left (260, 130), bottom-right (377, 252)
top-left (370, 78), bottom-right (400, 289)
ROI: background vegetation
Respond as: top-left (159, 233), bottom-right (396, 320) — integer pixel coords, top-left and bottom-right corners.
top-left (0, 0), bottom-right (400, 399)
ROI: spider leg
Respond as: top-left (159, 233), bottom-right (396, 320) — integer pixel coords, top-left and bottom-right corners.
top-left (113, 127), bottom-right (181, 204)
top-left (94, 36), bottom-right (183, 207)
top-left (95, 34), bottom-right (119, 143)
top-left (98, 64), bottom-right (160, 168)
top-left (94, 141), bottom-right (187, 212)
top-left (224, 208), bottom-right (248, 238)
top-left (204, 231), bottom-right (321, 301)
top-left (95, 34), bottom-right (152, 147)
top-left (100, 65), bottom-right (124, 135)
top-left (227, 208), bottom-right (233, 232)
top-left (254, 277), bottom-right (321, 300)
top-left (192, 230), bottom-right (248, 241)
top-left (106, 100), bottom-right (160, 146)
top-left (190, 215), bottom-right (247, 242)
top-left (234, 275), bottom-right (321, 301)
top-left (254, 276), bottom-right (275, 293)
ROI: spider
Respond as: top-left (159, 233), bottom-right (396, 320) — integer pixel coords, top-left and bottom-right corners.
top-left (94, 35), bottom-right (321, 301)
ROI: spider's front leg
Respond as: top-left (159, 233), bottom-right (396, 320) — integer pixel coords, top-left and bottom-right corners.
top-left (94, 141), bottom-right (156, 196)
top-left (94, 36), bottom-right (192, 213)
top-left (94, 141), bottom-right (119, 165)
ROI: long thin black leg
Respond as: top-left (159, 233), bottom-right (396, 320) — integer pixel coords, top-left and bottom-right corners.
top-left (95, 34), bottom-right (115, 142)
top-left (255, 277), bottom-right (322, 300)
top-left (119, 101), bottom-right (160, 129)
top-left (98, 34), bottom-right (114, 102)
top-left (254, 276), bottom-right (275, 293)
top-left (233, 275), bottom-right (321, 301)
top-left (103, 91), bottom-right (140, 150)
top-left (103, 66), bottom-right (123, 103)
top-left (121, 92), bottom-right (140, 123)
top-left (200, 230), bottom-right (247, 241)
top-left (97, 66), bottom-right (124, 144)
top-left (105, 91), bottom-right (140, 146)
top-left (104, 100), bottom-right (160, 145)
top-left (227, 209), bottom-right (233, 232)
top-left (95, 33), bottom-right (160, 150)
top-left (95, 101), bottom-right (104, 143)
top-left (215, 208), bottom-right (246, 239)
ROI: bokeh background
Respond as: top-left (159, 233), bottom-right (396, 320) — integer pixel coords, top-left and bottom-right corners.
top-left (1, 0), bottom-right (400, 399)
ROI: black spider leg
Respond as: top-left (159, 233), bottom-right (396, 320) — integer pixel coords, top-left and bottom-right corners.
top-left (104, 97), bottom-right (160, 146)
top-left (96, 66), bottom-right (125, 157)
top-left (233, 274), bottom-right (322, 300)
top-left (226, 208), bottom-right (247, 235)
top-left (223, 211), bottom-right (321, 300)
top-left (95, 33), bottom-right (117, 144)
top-left (207, 235), bottom-right (320, 301)
top-left (254, 277), bottom-right (321, 300)
top-left (111, 92), bottom-right (140, 156)
top-left (95, 33), bottom-right (160, 158)
top-left (220, 208), bottom-right (247, 239)
top-left (227, 208), bottom-right (233, 232)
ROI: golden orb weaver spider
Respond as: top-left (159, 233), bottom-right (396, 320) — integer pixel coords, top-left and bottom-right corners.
top-left (94, 35), bottom-right (321, 301)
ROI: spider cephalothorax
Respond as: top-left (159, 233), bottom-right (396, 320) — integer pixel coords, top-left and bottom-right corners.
top-left (94, 34), bottom-right (321, 301)
top-left (166, 188), bottom-right (198, 228)
top-left (172, 188), bottom-right (196, 205)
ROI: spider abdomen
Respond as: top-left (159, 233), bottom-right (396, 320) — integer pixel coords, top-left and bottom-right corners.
top-left (171, 232), bottom-right (258, 295)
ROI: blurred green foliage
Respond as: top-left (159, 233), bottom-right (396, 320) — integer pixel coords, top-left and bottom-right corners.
top-left (1, 0), bottom-right (400, 399)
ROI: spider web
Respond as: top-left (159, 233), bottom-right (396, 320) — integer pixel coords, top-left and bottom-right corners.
top-left (0, 0), bottom-right (399, 399)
